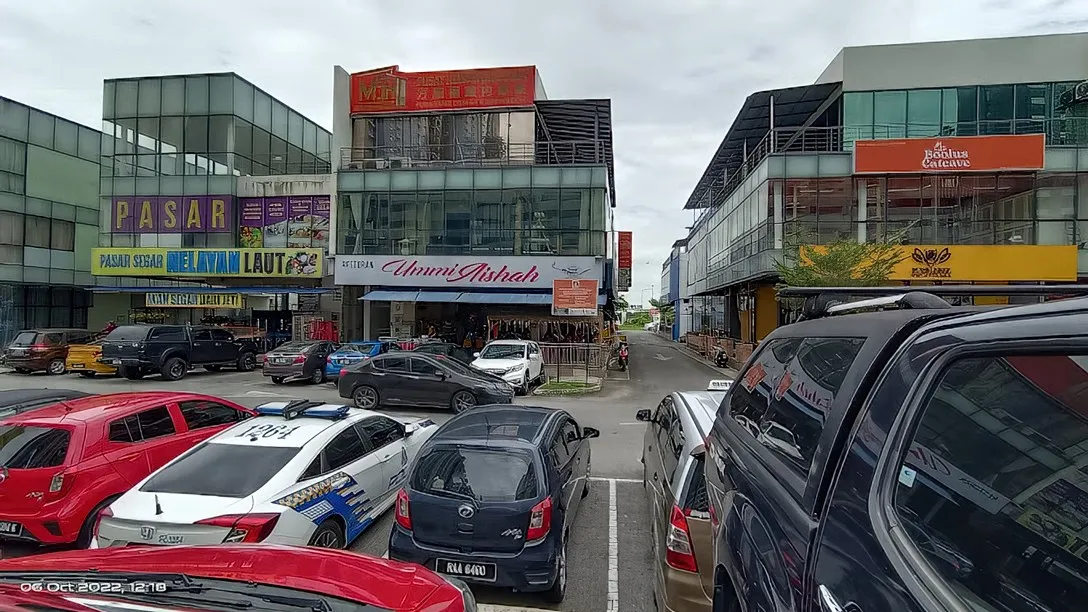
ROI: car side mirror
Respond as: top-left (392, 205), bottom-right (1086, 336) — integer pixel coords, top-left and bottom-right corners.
top-left (583, 427), bottom-right (600, 439)
top-left (636, 409), bottom-right (652, 422)
top-left (473, 352), bottom-right (481, 358)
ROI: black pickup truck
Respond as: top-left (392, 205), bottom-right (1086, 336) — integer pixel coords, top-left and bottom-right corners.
top-left (704, 286), bottom-right (1087, 612)
top-left (100, 324), bottom-right (258, 381)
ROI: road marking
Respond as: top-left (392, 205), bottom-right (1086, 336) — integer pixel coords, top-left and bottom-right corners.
top-left (608, 478), bottom-right (619, 612)
top-left (652, 353), bottom-right (672, 361)
top-left (618, 422), bottom-right (643, 426)
top-left (591, 476), bottom-right (640, 484)
top-left (243, 390), bottom-right (282, 397)
top-left (479, 606), bottom-right (557, 612)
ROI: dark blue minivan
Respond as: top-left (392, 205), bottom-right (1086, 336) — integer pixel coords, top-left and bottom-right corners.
top-left (388, 405), bottom-right (598, 603)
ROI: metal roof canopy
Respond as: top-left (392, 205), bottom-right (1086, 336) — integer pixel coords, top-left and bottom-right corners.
top-left (684, 83), bottom-right (841, 210)
top-left (535, 99), bottom-right (616, 208)
top-left (89, 286), bottom-right (333, 295)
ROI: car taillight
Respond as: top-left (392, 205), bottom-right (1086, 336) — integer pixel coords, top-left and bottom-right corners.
top-left (196, 514), bottom-right (280, 543)
top-left (292, 355), bottom-right (305, 364)
top-left (29, 344), bottom-right (48, 352)
top-left (261, 355), bottom-right (268, 363)
top-left (93, 506), bottom-right (112, 539)
top-left (395, 489), bottom-right (412, 530)
top-left (527, 497), bottom-right (553, 543)
top-left (666, 505), bottom-right (698, 572)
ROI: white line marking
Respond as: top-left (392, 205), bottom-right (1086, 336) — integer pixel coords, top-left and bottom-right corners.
top-left (618, 422), bottom-right (643, 426)
top-left (591, 476), bottom-right (640, 483)
top-left (608, 478), bottom-right (619, 612)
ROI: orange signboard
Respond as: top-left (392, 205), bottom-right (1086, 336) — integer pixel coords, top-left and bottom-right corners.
top-left (617, 231), bottom-right (632, 269)
top-left (854, 134), bottom-right (1045, 174)
top-left (552, 279), bottom-right (599, 316)
top-left (350, 65), bottom-right (536, 115)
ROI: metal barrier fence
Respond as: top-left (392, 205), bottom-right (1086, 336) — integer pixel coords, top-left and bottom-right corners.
top-left (540, 343), bottom-right (608, 384)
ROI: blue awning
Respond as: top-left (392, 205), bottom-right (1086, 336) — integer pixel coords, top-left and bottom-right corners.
top-left (415, 291), bottom-right (463, 303)
top-left (361, 290), bottom-right (420, 301)
top-left (455, 292), bottom-right (550, 304)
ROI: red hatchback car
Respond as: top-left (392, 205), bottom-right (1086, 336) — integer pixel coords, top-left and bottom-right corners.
top-left (0, 544), bottom-right (476, 611)
top-left (0, 392), bottom-right (255, 547)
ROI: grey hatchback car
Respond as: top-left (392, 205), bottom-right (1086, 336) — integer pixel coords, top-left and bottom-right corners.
top-left (262, 340), bottom-right (336, 384)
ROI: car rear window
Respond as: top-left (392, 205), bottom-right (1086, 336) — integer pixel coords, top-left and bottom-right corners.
top-left (9, 332), bottom-right (39, 347)
top-left (274, 342), bottom-right (314, 353)
top-left (347, 343), bottom-right (377, 352)
top-left (411, 447), bottom-right (538, 502)
top-left (0, 425), bottom-right (70, 469)
top-left (141, 443), bottom-right (300, 498)
top-left (684, 456), bottom-right (709, 513)
top-left (107, 327), bottom-right (150, 342)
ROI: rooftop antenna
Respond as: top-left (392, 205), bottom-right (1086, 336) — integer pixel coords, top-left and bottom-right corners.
top-left (154, 494), bottom-right (163, 516)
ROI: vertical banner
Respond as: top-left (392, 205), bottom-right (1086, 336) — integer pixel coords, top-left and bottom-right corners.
top-left (263, 198), bottom-right (288, 248)
top-left (287, 196), bottom-right (314, 248)
top-left (312, 196), bottom-right (331, 250)
top-left (240, 198), bottom-right (266, 247)
top-left (617, 231), bottom-right (633, 291)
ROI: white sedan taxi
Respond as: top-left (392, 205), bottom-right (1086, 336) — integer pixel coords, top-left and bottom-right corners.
top-left (92, 400), bottom-right (438, 550)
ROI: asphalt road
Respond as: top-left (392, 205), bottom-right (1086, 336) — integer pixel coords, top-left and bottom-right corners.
top-left (0, 331), bottom-right (730, 612)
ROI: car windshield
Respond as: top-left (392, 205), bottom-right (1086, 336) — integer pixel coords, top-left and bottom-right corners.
top-left (141, 443), bottom-right (300, 498)
top-left (9, 332), bottom-right (39, 347)
top-left (479, 344), bottom-right (526, 360)
top-left (343, 343), bottom-right (378, 353)
top-left (411, 447), bottom-right (538, 502)
top-left (273, 342), bottom-right (314, 353)
top-left (106, 327), bottom-right (149, 342)
top-left (0, 425), bottom-right (70, 469)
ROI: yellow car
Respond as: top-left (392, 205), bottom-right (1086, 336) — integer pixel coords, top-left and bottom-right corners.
top-left (65, 341), bottom-right (117, 377)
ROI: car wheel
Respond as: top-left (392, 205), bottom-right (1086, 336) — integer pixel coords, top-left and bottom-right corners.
top-left (237, 352), bottom-right (256, 372)
top-left (76, 496), bottom-right (120, 549)
top-left (450, 390), bottom-right (476, 413)
top-left (205, 365), bottom-right (223, 372)
top-left (712, 572), bottom-right (740, 612)
top-left (308, 519), bottom-right (345, 549)
top-left (48, 359), bottom-right (66, 375)
top-left (271, 376), bottom-right (285, 385)
top-left (78, 371), bottom-right (96, 378)
top-left (310, 368), bottom-right (325, 384)
top-left (543, 537), bottom-right (567, 603)
top-left (539, 370), bottom-right (548, 385)
top-left (520, 378), bottom-right (530, 396)
top-left (161, 357), bottom-right (187, 381)
top-left (353, 385), bottom-right (379, 410)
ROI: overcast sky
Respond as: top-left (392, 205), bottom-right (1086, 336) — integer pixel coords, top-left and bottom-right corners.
top-left (2, 0), bottom-right (1087, 302)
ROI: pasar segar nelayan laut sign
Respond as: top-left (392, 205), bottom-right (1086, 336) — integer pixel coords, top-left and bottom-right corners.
top-left (91, 248), bottom-right (323, 278)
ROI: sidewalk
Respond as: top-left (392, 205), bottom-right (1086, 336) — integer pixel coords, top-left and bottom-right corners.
top-left (656, 331), bottom-right (740, 379)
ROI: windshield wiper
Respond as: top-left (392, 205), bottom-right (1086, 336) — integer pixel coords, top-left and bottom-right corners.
top-left (0, 572), bottom-right (334, 612)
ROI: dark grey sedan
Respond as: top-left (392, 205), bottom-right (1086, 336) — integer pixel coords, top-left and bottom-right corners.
top-left (338, 353), bottom-right (513, 413)
top-left (262, 340), bottom-right (336, 385)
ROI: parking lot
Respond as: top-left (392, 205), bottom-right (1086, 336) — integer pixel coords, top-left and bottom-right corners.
top-left (0, 331), bottom-right (726, 612)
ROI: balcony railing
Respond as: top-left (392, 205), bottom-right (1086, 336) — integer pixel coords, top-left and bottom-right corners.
top-left (338, 229), bottom-right (608, 257)
top-left (692, 117), bottom-right (1088, 221)
top-left (339, 140), bottom-right (608, 171)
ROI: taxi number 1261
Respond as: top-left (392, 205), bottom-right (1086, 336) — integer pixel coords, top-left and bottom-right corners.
top-left (236, 423), bottom-right (302, 440)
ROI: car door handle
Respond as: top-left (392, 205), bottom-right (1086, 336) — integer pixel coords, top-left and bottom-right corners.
top-left (817, 585), bottom-right (850, 612)
top-left (379, 453), bottom-right (393, 461)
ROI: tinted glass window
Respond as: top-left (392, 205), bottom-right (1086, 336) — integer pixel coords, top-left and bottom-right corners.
top-left (893, 353), bottom-right (1088, 612)
top-left (0, 426), bottom-right (70, 468)
top-left (210, 329), bottom-right (234, 342)
top-left (275, 341), bottom-right (315, 353)
top-left (109, 416), bottom-right (140, 443)
top-left (414, 343), bottom-right (447, 354)
top-left (479, 344), bottom-right (526, 360)
top-left (550, 434), bottom-right (570, 467)
top-left (684, 456), bottom-right (709, 513)
top-left (108, 327), bottom-right (150, 342)
top-left (561, 420), bottom-right (580, 445)
top-left (300, 456), bottom-right (322, 481)
top-left (178, 400), bottom-right (249, 430)
top-left (10, 332), bottom-right (38, 346)
top-left (409, 358), bottom-right (439, 375)
top-left (728, 337), bottom-right (863, 473)
top-left (192, 330), bottom-right (213, 341)
top-left (137, 407), bottom-right (175, 439)
top-left (411, 447), bottom-right (538, 502)
top-left (357, 417), bottom-right (403, 449)
top-left (323, 427), bottom-right (368, 471)
top-left (376, 356), bottom-right (407, 372)
top-left (141, 443), bottom-right (299, 497)
top-left (346, 343), bottom-right (378, 353)
top-left (148, 327), bottom-right (185, 341)
top-left (42, 333), bottom-right (63, 345)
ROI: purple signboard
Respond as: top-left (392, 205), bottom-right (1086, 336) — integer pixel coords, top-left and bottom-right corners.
top-left (239, 198), bottom-right (265, 247)
top-left (287, 197), bottom-right (313, 248)
top-left (226, 196), bottom-right (330, 249)
top-left (263, 198), bottom-right (288, 248)
top-left (312, 195), bottom-right (331, 248)
top-left (111, 196), bottom-right (233, 233)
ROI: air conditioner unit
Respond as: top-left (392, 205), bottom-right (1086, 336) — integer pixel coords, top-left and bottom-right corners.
top-left (1075, 80), bottom-right (1088, 104)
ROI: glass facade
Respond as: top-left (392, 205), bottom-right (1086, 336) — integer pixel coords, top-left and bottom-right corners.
top-left (0, 96), bottom-right (101, 341)
top-left (844, 82), bottom-right (1088, 147)
top-left (349, 111), bottom-right (535, 165)
top-left (100, 73), bottom-right (332, 248)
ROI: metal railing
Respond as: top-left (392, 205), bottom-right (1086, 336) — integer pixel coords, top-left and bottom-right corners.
top-left (338, 229), bottom-right (608, 257)
top-left (690, 117), bottom-right (1088, 219)
top-left (540, 342), bottom-right (607, 384)
top-left (339, 140), bottom-right (608, 170)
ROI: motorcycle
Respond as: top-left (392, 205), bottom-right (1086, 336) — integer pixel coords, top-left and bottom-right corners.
top-left (712, 345), bottom-right (729, 368)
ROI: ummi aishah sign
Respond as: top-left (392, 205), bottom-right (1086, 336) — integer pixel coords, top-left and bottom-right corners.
top-left (335, 255), bottom-right (601, 289)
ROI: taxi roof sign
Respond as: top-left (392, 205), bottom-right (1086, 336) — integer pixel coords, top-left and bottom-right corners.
top-left (707, 380), bottom-right (734, 392)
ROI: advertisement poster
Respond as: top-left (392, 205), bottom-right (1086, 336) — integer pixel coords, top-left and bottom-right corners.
top-left (236, 196), bottom-right (329, 250)
top-left (264, 198), bottom-right (288, 248)
top-left (552, 279), bottom-right (599, 316)
top-left (91, 248), bottom-right (323, 278)
top-left (239, 198), bottom-right (265, 247)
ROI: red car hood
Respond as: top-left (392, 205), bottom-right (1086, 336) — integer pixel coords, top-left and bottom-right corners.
top-left (0, 544), bottom-right (457, 611)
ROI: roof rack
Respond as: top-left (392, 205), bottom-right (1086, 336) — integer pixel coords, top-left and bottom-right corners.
top-left (779, 285), bottom-right (1088, 321)
top-left (255, 400), bottom-right (351, 420)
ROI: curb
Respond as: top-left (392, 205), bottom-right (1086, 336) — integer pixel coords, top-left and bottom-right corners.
top-left (671, 342), bottom-right (741, 378)
top-left (532, 382), bottom-right (603, 396)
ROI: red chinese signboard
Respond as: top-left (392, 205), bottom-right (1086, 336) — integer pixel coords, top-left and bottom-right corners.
top-left (350, 65), bottom-right (537, 115)
top-left (617, 231), bottom-right (633, 269)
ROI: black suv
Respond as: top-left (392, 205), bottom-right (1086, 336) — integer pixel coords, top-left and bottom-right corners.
top-left (705, 287), bottom-right (1088, 612)
top-left (101, 324), bottom-right (258, 381)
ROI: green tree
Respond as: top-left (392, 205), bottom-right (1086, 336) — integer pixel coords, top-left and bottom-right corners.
top-left (649, 298), bottom-right (675, 325)
top-left (775, 226), bottom-right (911, 290)
top-left (624, 311), bottom-right (652, 326)
top-left (615, 294), bottom-right (629, 311)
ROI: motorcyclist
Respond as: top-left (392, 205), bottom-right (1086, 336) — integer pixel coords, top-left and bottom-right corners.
top-left (618, 342), bottom-right (629, 371)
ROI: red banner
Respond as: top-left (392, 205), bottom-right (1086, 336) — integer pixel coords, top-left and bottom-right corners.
top-left (854, 134), bottom-right (1045, 174)
top-left (617, 231), bottom-right (633, 269)
top-left (350, 65), bottom-right (536, 115)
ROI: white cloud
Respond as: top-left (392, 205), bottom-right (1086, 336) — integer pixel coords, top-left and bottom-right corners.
top-left (0, 0), bottom-right (1085, 301)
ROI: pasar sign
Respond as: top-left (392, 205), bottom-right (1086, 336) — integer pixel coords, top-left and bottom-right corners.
top-left (111, 196), bottom-right (233, 233)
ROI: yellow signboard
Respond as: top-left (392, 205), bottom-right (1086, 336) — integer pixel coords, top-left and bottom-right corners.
top-left (91, 248), bottom-right (323, 279)
top-left (803, 245), bottom-right (1077, 283)
top-left (145, 293), bottom-right (243, 308)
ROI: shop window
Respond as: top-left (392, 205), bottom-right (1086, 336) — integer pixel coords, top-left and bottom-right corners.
top-left (1036, 174), bottom-right (1076, 220)
top-left (873, 91), bottom-right (907, 138)
top-left (50, 219), bottom-right (74, 251)
top-left (24, 215), bottom-right (49, 248)
top-left (160, 117), bottom-right (184, 153)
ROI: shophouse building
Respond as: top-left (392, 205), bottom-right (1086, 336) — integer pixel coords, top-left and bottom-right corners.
top-left (330, 65), bottom-right (616, 345)
top-left (0, 97), bottom-right (104, 341)
top-left (679, 32), bottom-right (1088, 348)
top-left (91, 74), bottom-right (336, 349)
